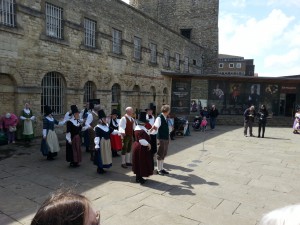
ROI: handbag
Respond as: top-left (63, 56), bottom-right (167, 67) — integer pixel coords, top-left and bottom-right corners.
top-left (9, 126), bottom-right (17, 132)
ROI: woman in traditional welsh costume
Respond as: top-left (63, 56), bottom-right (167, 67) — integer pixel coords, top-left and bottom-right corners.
top-left (66, 105), bottom-right (83, 167)
top-left (109, 109), bottom-right (122, 157)
top-left (94, 110), bottom-right (119, 174)
top-left (40, 106), bottom-right (64, 160)
top-left (20, 103), bottom-right (35, 146)
top-left (132, 112), bottom-right (153, 184)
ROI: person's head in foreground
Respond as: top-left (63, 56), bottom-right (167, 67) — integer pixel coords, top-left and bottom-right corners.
top-left (259, 204), bottom-right (300, 225)
top-left (31, 190), bottom-right (100, 225)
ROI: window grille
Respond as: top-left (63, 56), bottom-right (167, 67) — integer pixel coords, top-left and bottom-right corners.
top-left (134, 37), bottom-right (141, 60)
top-left (84, 18), bottom-right (96, 48)
top-left (164, 49), bottom-right (170, 67)
top-left (84, 81), bottom-right (95, 103)
top-left (184, 57), bottom-right (189, 72)
top-left (150, 43), bottom-right (157, 63)
top-left (112, 29), bottom-right (121, 54)
top-left (41, 72), bottom-right (65, 115)
top-left (45, 3), bottom-right (63, 39)
top-left (0, 0), bottom-right (15, 27)
top-left (112, 83), bottom-right (121, 103)
top-left (175, 53), bottom-right (180, 70)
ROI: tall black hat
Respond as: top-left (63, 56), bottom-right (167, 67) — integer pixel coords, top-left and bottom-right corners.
top-left (111, 109), bottom-right (119, 115)
top-left (89, 102), bottom-right (94, 110)
top-left (138, 111), bottom-right (148, 123)
top-left (145, 103), bottom-right (155, 111)
top-left (44, 105), bottom-right (53, 116)
top-left (98, 109), bottom-right (106, 119)
top-left (70, 105), bottom-right (79, 115)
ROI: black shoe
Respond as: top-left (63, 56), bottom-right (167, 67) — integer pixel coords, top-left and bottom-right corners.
top-left (121, 164), bottom-right (128, 169)
top-left (70, 162), bottom-right (80, 168)
top-left (97, 168), bottom-right (106, 174)
top-left (126, 163), bottom-right (132, 167)
top-left (157, 170), bottom-right (164, 176)
top-left (161, 169), bottom-right (169, 175)
top-left (262, 136), bottom-right (264, 138)
top-left (136, 176), bottom-right (140, 183)
top-left (257, 135), bottom-right (260, 138)
top-left (139, 177), bottom-right (147, 184)
top-left (47, 156), bottom-right (54, 161)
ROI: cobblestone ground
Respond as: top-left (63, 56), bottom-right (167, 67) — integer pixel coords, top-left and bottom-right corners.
top-left (0, 126), bottom-right (299, 225)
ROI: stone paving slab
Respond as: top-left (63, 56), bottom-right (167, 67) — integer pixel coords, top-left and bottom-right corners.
top-left (0, 126), bottom-right (299, 225)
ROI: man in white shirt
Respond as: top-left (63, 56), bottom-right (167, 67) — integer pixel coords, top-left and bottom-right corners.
top-left (119, 107), bottom-right (136, 168)
top-left (150, 105), bottom-right (171, 175)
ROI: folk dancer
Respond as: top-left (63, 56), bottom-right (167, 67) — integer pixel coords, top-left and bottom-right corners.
top-left (109, 109), bottom-right (122, 157)
top-left (119, 107), bottom-right (136, 169)
top-left (40, 106), bottom-right (64, 160)
top-left (66, 105), bottom-right (83, 167)
top-left (94, 110), bottom-right (118, 174)
top-left (150, 105), bottom-right (171, 175)
top-left (82, 103), bottom-right (101, 160)
top-left (20, 103), bottom-right (35, 146)
top-left (145, 105), bottom-right (157, 169)
top-left (132, 111), bottom-right (153, 184)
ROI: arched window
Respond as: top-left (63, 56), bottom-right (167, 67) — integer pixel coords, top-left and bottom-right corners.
top-left (41, 72), bottom-right (65, 115)
top-left (112, 83), bottom-right (121, 103)
top-left (84, 81), bottom-right (96, 103)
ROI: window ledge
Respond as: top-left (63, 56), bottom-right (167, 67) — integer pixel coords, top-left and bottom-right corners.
top-left (108, 52), bottom-right (127, 60)
top-left (149, 62), bottom-right (158, 67)
top-left (79, 45), bottom-right (102, 54)
top-left (132, 58), bottom-right (142, 63)
top-left (0, 25), bottom-right (24, 36)
top-left (40, 34), bottom-right (69, 46)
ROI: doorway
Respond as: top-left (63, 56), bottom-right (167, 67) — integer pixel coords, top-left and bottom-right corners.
top-left (285, 94), bottom-right (296, 116)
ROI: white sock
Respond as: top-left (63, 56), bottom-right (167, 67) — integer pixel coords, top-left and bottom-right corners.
top-left (126, 153), bottom-right (131, 163)
top-left (161, 160), bottom-right (164, 170)
top-left (157, 160), bottom-right (162, 171)
top-left (121, 155), bottom-right (126, 164)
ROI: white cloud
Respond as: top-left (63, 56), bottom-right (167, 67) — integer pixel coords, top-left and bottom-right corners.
top-left (267, 0), bottom-right (300, 7)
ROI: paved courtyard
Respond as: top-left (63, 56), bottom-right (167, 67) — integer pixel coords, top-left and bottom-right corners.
top-left (0, 126), bottom-right (299, 225)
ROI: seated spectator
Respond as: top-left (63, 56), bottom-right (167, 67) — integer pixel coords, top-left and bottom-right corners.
top-left (259, 204), bottom-right (300, 225)
top-left (31, 190), bottom-right (100, 225)
top-left (0, 113), bottom-right (19, 144)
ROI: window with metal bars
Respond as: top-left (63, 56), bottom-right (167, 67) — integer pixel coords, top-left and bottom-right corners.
top-left (133, 36), bottom-right (141, 60)
top-left (41, 72), bottom-right (65, 115)
top-left (111, 83), bottom-right (121, 103)
top-left (0, 0), bottom-right (15, 27)
top-left (175, 53), bottom-right (180, 70)
top-left (184, 57), bottom-right (189, 72)
top-left (45, 3), bottom-right (63, 39)
top-left (112, 29), bottom-right (121, 54)
top-left (84, 18), bottom-right (96, 48)
top-left (163, 49), bottom-right (170, 67)
top-left (150, 43), bottom-right (157, 64)
top-left (84, 81), bottom-right (95, 103)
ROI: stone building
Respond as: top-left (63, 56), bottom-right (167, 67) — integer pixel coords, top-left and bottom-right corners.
top-left (0, 0), bottom-right (218, 134)
top-left (218, 54), bottom-right (255, 76)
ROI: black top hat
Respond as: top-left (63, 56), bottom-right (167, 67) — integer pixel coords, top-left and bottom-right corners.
top-left (98, 109), bottom-right (106, 119)
top-left (138, 111), bottom-right (148, 123)
top-left (111, 109), bottom-right (119, 115)
top-left (70, 105), bottom-right (79, 115)
top-left (145, 103), bottom-right (155, 111)
top-left (44, 105), bottom-right (53, 116)
top-left (89, 102), bottom-right (94, 110)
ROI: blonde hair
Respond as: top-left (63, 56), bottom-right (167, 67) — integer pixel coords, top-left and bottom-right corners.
top-left (161, 105), bottom-right (170, 113)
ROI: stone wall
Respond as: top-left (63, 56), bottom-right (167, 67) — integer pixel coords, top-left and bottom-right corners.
top-left (0, 0), bottom-right (204, 135)
top-left (129, 0), bottom-right (219, 75)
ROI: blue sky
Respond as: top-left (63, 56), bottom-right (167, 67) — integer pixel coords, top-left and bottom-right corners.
top-left (122, 0), bottom-right (300, 77)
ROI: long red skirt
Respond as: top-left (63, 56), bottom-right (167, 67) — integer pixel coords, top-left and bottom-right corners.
top-left (110, 134), bottom-right (122, 151)
top-left (132, 142), bottom-right (153, 177)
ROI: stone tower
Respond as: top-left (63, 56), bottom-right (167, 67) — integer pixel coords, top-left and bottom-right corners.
top-left (129, 0), bottom-right (219, 74)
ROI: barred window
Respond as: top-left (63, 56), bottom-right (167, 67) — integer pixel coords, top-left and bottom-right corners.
top-left (45, 3), bottom-right (63, 39)
top-left (175, 53), bottom-right (180, 70)
top-left (41, 72), bottom-right (65, 115)
top-left (0, 0), bottom-right (15, 27)
top-left (163, 49), bottom-right (170, 67)
top-left (84, 18), bottom-right (96, 48)
top-left (133, 36), bottom-right (141, 60)
top-left (84, 81), bottom-right (96, 103)
top-left (184, 57), bottom-right (189, 72)
top-left (112, 83), bottom-right (121, 103)
top-left (112, 29), bottom-right (121, 54)
top-left (150, 43), bottom-right (157, 64)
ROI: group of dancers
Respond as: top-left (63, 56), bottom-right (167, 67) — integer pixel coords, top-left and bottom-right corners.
top-left (40, 103), bottom-right (171, 184)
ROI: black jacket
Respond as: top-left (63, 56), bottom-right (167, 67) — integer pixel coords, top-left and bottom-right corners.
top-left (257, 109), bottom-right (269, 124)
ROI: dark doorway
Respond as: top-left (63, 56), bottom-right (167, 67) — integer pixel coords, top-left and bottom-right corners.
top-left (285, 94), bottom-right (296, 116)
